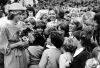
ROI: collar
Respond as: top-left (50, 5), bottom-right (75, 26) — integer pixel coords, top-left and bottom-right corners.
top-left (46, 44), bottom-right (56, 49)
top-left (73, 47), bottom-right (84, 57)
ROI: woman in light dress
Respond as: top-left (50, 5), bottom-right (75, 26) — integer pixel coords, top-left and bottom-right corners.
top-left (0, 3), bottom-right (28, 68)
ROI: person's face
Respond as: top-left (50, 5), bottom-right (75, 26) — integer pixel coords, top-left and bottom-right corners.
top-left (28, 11), bottom-right (33, 17)
top-left (49, 16), bottom-right (56, 21)
top-left (20, 12), bottom-right (27, 21)
top-left (49, 10), bottom-right (56, 21)
top-left (36, 28), bottom-right (43, 34)
top-left (29, 18), bottom-right (35, 24)
top-left (71, 13), bottom-right (78, 19)
top-left (93, 20), bottom-right (98, 30)
top-left (10, 10), bottom-right (24, 22)
top-left (97, 52), bottom-right (100, 62)
top-left (23, 11), bottom-right (28, 19)
top-left (42, 15), bottom-right (48, 22)
top-left (13, 14), bottom-right (21, 23)
top-left (72, 37), bottom-right (79, 47)
top-left (64, 14), bottom-right (71, 21)
top-left (28, 32), bottom-right (35, 43)
top-left (47, 37), bottom-right (51, 44)
top-left (62, 6), bottom-right (67, 12)
top-left (69, 21), bottom-right (76, 32)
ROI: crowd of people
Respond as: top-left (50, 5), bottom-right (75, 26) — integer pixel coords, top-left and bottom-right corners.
top-left (0, 0), bottom-right (100, 68)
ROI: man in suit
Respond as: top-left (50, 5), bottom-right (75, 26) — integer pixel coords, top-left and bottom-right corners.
top-left (70, 31), bottom-right (90, 68)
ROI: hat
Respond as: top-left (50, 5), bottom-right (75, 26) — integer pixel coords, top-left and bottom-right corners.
top-left (9, 3), bottom-right (26, 11)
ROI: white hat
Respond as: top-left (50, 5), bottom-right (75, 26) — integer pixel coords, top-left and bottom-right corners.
top-left (9, 3), bottom-right (26, 11)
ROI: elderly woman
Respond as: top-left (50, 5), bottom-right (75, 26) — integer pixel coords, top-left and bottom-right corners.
top-left (0, 3), bottom-right (28, 68)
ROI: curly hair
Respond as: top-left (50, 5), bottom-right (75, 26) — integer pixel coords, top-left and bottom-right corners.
top-left (63, 42), bottom-right (76, 53)
top-left (50, 31), bottom-right (64, 48)
top-left (71, 18), bottom-right (83, 31)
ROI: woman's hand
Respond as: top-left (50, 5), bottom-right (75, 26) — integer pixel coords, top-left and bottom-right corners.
top-left (19, 41), bottom-right (28, 47)
top-left (10, 41), bottom-right (28, 49)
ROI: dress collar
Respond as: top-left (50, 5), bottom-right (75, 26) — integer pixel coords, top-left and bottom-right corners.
top-left (73, 47), bottom-right (84, 57)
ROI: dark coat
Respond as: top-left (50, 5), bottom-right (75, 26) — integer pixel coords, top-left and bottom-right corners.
top-left (0, 52), bottom-right (4, 68)
top-left (70, 49), bottom-right (90, 68)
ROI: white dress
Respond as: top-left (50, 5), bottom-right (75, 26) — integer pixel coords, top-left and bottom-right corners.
top-left (0, 19), bottom-right (28, 68)
top-left (59, 52), bottom-right (73, 68)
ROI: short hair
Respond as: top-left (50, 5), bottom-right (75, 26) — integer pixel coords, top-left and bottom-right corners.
top-left (73, 30), bottom-right (87, 41)
top-left (71, 18), bottom-right (83, 31)
top-left (20, 28), bottom-right (32, 37)
top-left (50, 31), bottom-right (64, 48)
top-left (62, 44), bottom-right (75, 53)
top-left (44, 27), bottom-right (57, 36)
top-left (35, 21), bottom-right (46, 29)
top-left (48, 7), bottom-right (58, 15)
top-left (73, 30), bottom-right (92, 48)
top-left (33, 33), bottom-right (46, 46)
top-left (59, 22), bottom-right (69, 37)
top-left (58, 10), bottom-right (64, 19)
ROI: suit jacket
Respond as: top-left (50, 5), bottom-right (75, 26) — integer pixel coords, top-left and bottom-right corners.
top-left (70, 49), bottom-right (90, 68)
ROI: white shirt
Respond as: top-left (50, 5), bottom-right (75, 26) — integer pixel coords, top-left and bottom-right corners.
top-left (59, 52), bottom-right (73, 68)
top-left (46, 45), bottom-right (56, 49)
top-left (69, 32), bottom-right (74, 38)
top-left (73, 47), bottom-right (84, 57)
